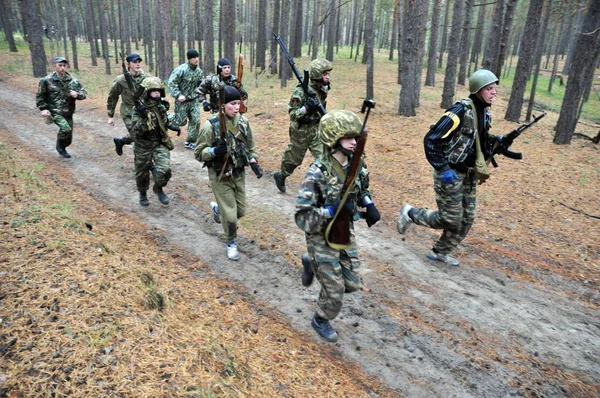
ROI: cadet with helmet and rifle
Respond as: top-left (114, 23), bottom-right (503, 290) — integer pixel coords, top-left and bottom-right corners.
top-left (130, 77), bottom-right (175, 207)
top-left (167, 49), bottom-right (205, 149)
top-left (194, 86), bottom-right (263, 261)
top-left (36, 56), bottom-right (87, 159)
top-left (196, 57), bottom-right (248, 115)
top-left (107, 53), bottom-right (152, 156)
top-left (273, 33), bottom-right (331, 193)
top-left (396, 69), bottom-right (544, 267)
top-left (295, 105), bottom-right (380, 343)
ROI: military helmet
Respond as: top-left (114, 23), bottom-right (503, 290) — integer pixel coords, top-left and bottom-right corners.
top-left (309, 59), bottom-right (333, 81)
top-left (319, 110), bottom-right (362, 148)
top-left (141, 76), bottom-right (166, 98)
top-left (469, 69), bottom-right (499, 94)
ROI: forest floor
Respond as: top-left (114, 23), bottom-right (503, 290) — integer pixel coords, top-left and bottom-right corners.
top-left (0, 51), bottom-right (599, 398)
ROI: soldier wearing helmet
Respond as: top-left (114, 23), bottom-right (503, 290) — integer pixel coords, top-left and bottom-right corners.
top-left (197, 57), bottom-right (247, 115)
top-left (397, 69), bottom-right (511, 267)
top-left (36, 56), bottom-right (87, 158)
top-left (130, 77), bottom-right (175, 207)
top-left (295, 110), bottom-right (380, 343)
top-left (167, 49), bottom-right (205, 149)
top-left (273, 58), bottom-right (333, 193)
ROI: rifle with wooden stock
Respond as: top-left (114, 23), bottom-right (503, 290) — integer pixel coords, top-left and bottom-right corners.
top-left (236, 50), bottom-right (247, 113)
top-left (273, 33), bottom-right (327, 117)
top-left (217, 83), bottom-right (233, 181)
top-left (325, 99), bottom-right (376, 250)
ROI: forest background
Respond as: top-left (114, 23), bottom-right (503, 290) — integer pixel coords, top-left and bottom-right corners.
top-left (1, 0), bottom-right (599, 397)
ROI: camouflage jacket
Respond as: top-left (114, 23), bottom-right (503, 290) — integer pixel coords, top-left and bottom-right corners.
top-left (167, 62), bottom-right (204, 100)
top-left (196, 74), bottom-right (246, 110)
top-left (130, 98), bottom-right (174, 150)
top-left (195, 113), bottom-right (257, 171)
top-left (36, 72), bottom-right (87, 117)
top-left (288, 80), bottom-right (329, 125)
top-left (106, 70), bottom-right (149, 119)
top-left (295, 152), bottom-right (371, 235)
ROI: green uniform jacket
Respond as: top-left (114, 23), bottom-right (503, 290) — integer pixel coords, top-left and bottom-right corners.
top-left (106, 70), bottom-right (150, 119)
top-left (36, 72), bottom-right (87, 117)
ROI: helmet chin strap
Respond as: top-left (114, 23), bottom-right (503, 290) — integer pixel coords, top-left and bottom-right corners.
top-left (334, 142), bottom-right (354, 158)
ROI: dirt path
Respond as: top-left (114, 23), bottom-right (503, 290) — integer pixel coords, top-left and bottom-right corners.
top-left (2, 80), bottom-right (598, 397)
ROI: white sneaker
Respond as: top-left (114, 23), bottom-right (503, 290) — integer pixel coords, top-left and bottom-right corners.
top-left (427, 249), bottom-right (460, 266)
top-left (227, 241), bottom-right (240, 261)
top-left (184, 142), bottom-right (196, 149)
top-left (397, 203), bottom-right (414, 234)
top-left (210, 202), bottom-right (221, 224)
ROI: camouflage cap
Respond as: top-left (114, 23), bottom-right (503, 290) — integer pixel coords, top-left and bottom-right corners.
top-left (53, 56), bottom-right (68, 64)
top-left (309, 59), bottom-right (333, 81)
top-left (319, 110), bottom-right (362, 148)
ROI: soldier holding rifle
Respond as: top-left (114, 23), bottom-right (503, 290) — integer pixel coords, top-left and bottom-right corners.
top-left (295, 106), bottom-right (380, 343)
top-left (397, 69), bottom-right (544, 267)
top-left (197, 57), bottom-right (247, 115)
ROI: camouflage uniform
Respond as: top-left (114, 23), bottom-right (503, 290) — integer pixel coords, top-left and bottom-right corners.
top-left (197, 74), bottom-right (246, 113)
top-left (36, 71), bottom-right (87, 149)
top-left (130, 83), bottom-right (174, 195)
top-left (280, 80), bottom-right (329, 177)
top-left (167, 62), bottom-right (204, 142)
top-left (194, 113), bottom-right (258, 241)
top-left (295, 110), bottom-right (375, 322)
top-left (106, 70), bottom-right (150, 144)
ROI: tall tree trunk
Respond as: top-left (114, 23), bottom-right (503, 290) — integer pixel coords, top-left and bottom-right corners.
top-left (562, 3), bottom-right (584, 75)
top-left (156, 0), bottom-right (173, 81)
top-left (290, 0), bottom-right (303, 58)
top-left (554, 0), bottom-right (600, 144)
top-left (526, 0), bottom-right (552, 122)
top-left (482, 0), bottom-right (504, 75)
top-left (19, 0), bottom-right (47, 77)
top-left (97, 0), bottom-right (111, 74)
top-left (457, 0), bottom-right (472, 85)
top-left (504, 0), bottom-right (545, 122)
top-left (177, 0), bottom-right (186, 65)
top-left (203, 0), bottom-right (215, 74)
top-left (85, 0), bottom-right (98, 66)
top-left (496, 0), bottom-right (517, 78)
top-left (348, 0), bottom-right (358, 59)
top-left (326, 0), bottom-right (338, 62)
top-left (0, 0), bottom-right (18, 52)
top-left (142, 0), bottom-right (154, 72)
top-left (66, 0), bottom-right (78, 70)
top-left (310, 0), bottom-right (320, 60)
top-left (425, 0), bottom-right (442, 87)
top-left (398, 0), bottom-right (429, 116)
top-left (437, 0), bottom-right (451, 68)
top-left (222, 0), bottom-right (236, 68)
top-left (388, 0), bottom-right (400, 61)
top-left (364, 0), bottom-right (375, 99)
top-left (269, 0), bottom-right (280, 74)
top-left (440, 0), bottom-right (465, 109)
top-left (278, 0), bottom-right (291, 85)
top-left (256, 0), bottom-right (267, 69)
top-left (470, 1), bottom-right (487, 71)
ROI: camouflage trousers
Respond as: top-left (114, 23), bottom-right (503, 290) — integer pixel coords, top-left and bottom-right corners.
top-left (119, 115), bottom-right (134, 145)
top-left (208, 167), bottom-right (246, 241)
top-left (305, 228), bottom-right (361, 320)
top-left (280, 122), bottom-right (323, 177)
top-left (171, 100), bottom-right (200, 142)
top-left (133, 140), bottom-right (172, 192)
top-left (53, 114), bottom-right (74, 148)
top-left (410, 169), bottom-right (477, 255)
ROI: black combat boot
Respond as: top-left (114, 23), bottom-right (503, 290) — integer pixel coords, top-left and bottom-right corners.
top-left (311, 314), bottom-right (338, 342)
top-left (139, 191), bottom-right (150, 206)
top-left (113, 137), bottom-right (125, 156)
top-left (301, 253), bottom-right (314, 287)
top-left (153, 183), bottom-right (169, 205)
top-left (273, 171), bottom-right (287, 193)
top-left (56, 139), bottom-right (71, 158)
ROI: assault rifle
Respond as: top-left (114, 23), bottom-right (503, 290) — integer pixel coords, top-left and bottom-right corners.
top-left (490, 111), bottom-right (546, 167)
top-left (273, 33), bottom-right (326, 116)
top-left (325, 99), bottom-right (376, 250)
top-left (217, 83), bottom-right (233, 181)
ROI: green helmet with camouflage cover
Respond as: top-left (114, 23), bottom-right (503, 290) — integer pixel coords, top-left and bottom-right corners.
top-left (309, 59), bottom-right (333, 81)
top-left (319, 110), bottom-right (362, 148)
top-left (469, 69), bottom-right (499, 94)
top-left (141, 76), bottom-right (166, 98)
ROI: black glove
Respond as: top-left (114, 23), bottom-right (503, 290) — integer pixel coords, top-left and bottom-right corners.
top-left (365, 204), bottom-right (380, 227)
top-left (135, 102), bottom-right (148, 113)
top-left (213, 141), bottom-right (227, 156)
top-left (329, 198), bottom-right (354, 217)
top-left (498, 134), bottom-right (514, 148)
top-left (203, 101), bottom-right (211, 112)
top-left (303, 96), bottom-right (320, 115)
top-left (250, 163), bottom-right (263, 179)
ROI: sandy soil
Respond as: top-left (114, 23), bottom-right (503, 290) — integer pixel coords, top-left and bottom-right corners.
top-left (1, 79), bottom-right (598, 398)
